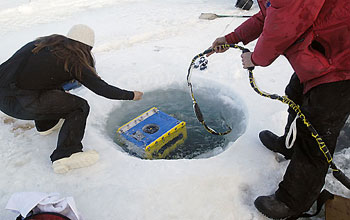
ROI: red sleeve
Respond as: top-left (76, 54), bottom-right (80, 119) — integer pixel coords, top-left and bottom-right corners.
top-left (252, 0), bottom-right (325, 66)
top-left (233, 11), bottom-right (265, 45)
top-left (225, 32), bottom-right (240, 44)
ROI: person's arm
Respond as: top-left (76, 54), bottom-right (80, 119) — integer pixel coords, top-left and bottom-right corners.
top-left (79, 67), bottom-right (135, 100)
top-left (208, 10), bottom-right (265, 56)
top-left (229, 10), bottom-right (265, 45)
top-left (251, 0), bottom-right (325, 66)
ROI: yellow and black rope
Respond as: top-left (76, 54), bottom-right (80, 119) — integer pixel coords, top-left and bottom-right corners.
top-left (187, 47), bottom-right (233, 135)
top-left (246, 59), bottom-right (350, 188)
top-left (188, 44), bottom-right (350, 189)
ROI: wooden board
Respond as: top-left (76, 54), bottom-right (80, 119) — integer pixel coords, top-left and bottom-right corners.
top-left (326, 195), bottom-right (350, 220)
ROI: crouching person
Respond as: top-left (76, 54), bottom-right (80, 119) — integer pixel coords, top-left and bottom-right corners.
top-left (0, 24), bottom-right (143, 174)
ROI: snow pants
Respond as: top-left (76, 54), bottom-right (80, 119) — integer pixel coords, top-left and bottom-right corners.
top-left (275, 74), bottom-right (350, 213)
top-left (0, 89), bottom-right (90, 162)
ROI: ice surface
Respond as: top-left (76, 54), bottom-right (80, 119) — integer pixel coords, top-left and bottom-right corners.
top-left (0, 1), bottom-right (348, 220)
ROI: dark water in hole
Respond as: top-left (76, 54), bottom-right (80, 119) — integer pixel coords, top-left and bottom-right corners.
top-left (106, 87), bottom-right (247, 159)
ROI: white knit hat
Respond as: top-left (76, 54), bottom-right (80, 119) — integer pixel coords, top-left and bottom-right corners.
top-left (66, 24), bottom-right (95, 47)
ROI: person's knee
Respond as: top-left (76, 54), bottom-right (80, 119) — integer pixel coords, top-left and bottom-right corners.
top-left (78, 99), bottom-right (90, 116)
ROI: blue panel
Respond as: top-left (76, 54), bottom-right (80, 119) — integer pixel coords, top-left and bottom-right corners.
top-left (62, 80), bottom-right (82, 91)
top-left (120, 110), bottom-right (180, 149)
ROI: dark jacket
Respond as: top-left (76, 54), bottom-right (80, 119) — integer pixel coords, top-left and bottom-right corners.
top-left (0, 40), bottom-right (134, 100)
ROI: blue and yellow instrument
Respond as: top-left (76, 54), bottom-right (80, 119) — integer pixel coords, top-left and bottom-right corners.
top-left (116, 107), bottom-right (187, 159)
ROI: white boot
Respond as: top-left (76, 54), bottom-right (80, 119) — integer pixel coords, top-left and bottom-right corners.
top-left (52, 150), bottom-right (99, 174)
top-left (39, 119), bottom-right (65, 136)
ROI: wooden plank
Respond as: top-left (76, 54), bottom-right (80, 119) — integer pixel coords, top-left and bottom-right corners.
top-left (326, 195), bottom-right (350, 220)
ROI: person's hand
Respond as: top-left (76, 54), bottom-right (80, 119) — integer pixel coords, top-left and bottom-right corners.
top-left (241, 52), bottom-right (255, 69)
top-left (206, 36), bottom-right (229, 57)
top-left (133, 91), bottom-right (143, 101)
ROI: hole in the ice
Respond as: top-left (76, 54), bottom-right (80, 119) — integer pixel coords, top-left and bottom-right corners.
top-left (106, 86), bottom-right (247, 159)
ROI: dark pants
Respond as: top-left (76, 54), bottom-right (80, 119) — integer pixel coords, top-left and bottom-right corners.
top-left (0, 89), bottom-right (90, 162)
top-left (276, 74), bottom-right (304, 152)
top-left (275, 74), bottom-right (350, 213)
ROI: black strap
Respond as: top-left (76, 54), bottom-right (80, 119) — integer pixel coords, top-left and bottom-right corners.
top-left (332, 169), bottom-right (350, 190)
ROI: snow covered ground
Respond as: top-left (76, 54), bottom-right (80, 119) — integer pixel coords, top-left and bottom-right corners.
top-left (1, 0), bottom-right (349, 219)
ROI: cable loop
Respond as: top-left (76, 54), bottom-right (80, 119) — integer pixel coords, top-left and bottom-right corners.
top-left (188, 44), bottom-right (350, 189)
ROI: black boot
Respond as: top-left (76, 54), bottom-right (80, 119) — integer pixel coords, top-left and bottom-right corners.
top-left (259, 130), bottom-right (293, 160)
top-left (254, 194), bottom-right (299, 219)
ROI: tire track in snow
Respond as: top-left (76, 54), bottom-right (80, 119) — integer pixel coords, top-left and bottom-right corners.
top-left (94, 19), bottom-right (202, 53)
top-left (0, 0), bottom-right (149, 35)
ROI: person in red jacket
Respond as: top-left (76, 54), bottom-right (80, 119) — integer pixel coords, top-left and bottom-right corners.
top-left (209, 0), bottom-right (350, 219)
top-left (0, 24), bottom-right (143, 174)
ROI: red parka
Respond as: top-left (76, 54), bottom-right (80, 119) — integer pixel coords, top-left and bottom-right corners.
top-left (225, 0), bottom-right (350, 93)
